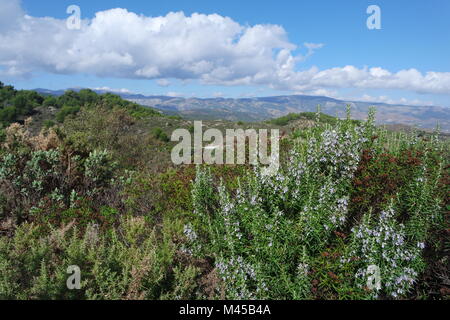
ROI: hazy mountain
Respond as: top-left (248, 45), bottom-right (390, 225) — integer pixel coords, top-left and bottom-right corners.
top-left (34, 88), bottom-right (450, 131)
top-left (128, 95), bottom-right (450, 132)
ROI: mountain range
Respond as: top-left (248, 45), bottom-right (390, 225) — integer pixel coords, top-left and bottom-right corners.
top-left (34, 88), bottom-right (450, 132)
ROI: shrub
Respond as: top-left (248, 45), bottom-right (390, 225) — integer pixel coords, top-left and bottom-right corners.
top-left (43, 120), bottom-right (55, 129)
top-left (56, 105), bottom-right (81, 123)
top-left (0, 123), bottom-right (129, 223)
top-left (62, 106), bottom-right (160, 169)
top-left (0, 105), bottom-right (447, 300)
top-left (343, 205), bottom-right (426, 299)
top-left (0, 216), bottom-right (198, 300)
top-left (152, 127), bottom-right (170, 142)
top-left (183, 114), bottom-right (447, 300)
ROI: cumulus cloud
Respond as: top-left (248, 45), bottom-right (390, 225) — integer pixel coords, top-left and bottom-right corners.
top-left (0, 1), bottom-right (296, 82)
top-left (356, 94), bottom-right (434, 107)
top-left (212, 91), bottom-right (224, 98)
top-left (156, 79), bottom-right (171, 87)
top-left (0, 0), bottom-right (23, 32)
top-left (92, 86), bottom-right (132, 94)
top-left (166, 91), bottom-right (186, 97)
top-left (302, 42), bottom-right (324, 61)
top-left (287, 66), bottom-right (450, 95)
top-left (0, 0), bottom-right (449, 97)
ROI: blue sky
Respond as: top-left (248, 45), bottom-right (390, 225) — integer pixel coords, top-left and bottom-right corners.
top-left (1, 0), bottom-right (450, 106)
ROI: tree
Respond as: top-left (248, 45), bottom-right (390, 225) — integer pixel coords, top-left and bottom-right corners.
top-left (56, 105), bottom-right (81, 123)
top-left (13, 94), bottom-right (29, 113)
top-left (78, 89), bottom-right (98, 105)
top-left (43, 96), bottom-right (59, 108)
top-left (0, 106), bottom-right (17, 123)
top-left (59, 90), bottom-right (79, 107)
top-left (0, 85), bottom-right (16, 105)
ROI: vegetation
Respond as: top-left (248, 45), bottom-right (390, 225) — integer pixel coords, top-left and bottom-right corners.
top-left (152, 127), bottom-right (170, 142)
top-left (0, 83), bottom-right (160, 126)
top-left (186, 111), bottom-right (448, 299)
top-left (268, 112), bottom-right (339, 126)
top-left (0, 82), bottom-right (43, 125)
top-left (0, 82), bottom-right (448, 300)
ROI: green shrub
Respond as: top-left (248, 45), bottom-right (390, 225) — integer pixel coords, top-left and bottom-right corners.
top-left (183, 114), bottom-right (447, 300)
top-left (0, 127), bottom-right (128, 223)
top-left (0, 216), bottom-right (198, 300)
top-left (0, 105), bottom-right (447, 300)
top-left (152, 127), bottom-right (170, 142)
top-left (269, 112), bottom-right (339, 126)
top-left (56, 105), bottom-right (81, 123)
top-left (43, 120), bottom-right (55, 129)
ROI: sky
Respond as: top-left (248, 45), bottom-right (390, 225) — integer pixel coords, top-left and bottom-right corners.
top-left (1, 0), bottom-right (450, 106)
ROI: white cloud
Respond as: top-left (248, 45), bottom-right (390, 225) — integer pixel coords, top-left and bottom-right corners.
top-left (156, 79), bottom-right (171, 87)
top-left (302, 42), bottom-right (324, 61)
top-left (166, 91), bottom-right (185, 97)
top-left (356, 94), bottom-right (434, 107)
top-left (0, 0), bottom-right (23, 32)
top-left (287, 66), bottom-right (450, 95)
top-left (0, 0), bottom-right (449, 97)
top-left (294, 88), bottom-right (339, 98)
top-left (212, 91), bottom-right (224, 98)
top-left (92, 86), bottom-right (132, 94)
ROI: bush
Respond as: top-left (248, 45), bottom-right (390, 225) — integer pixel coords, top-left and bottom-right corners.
top-left (0, 123), bottom-right (128, 223)
top-left (56, 105), bottom-right (81, 123)
top-left (62, 106), bottom-right (160, 169)
top-left (183, 114), bottom-right (447, 299)
top-left (0, 216), bottom-right (198, 300)
top-left (269, 112), bottom-right (339, 126)
top-left (0, 86), bottom-right (45, 125)
top-left (0, 105), bottom-right (447, 300)
top-left (152, 127), bottom-right (170, 142)
top-left (43, 120), bottom-right (55, 129)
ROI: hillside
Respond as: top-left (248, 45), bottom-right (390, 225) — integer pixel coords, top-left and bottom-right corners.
top-left (126, 94), bottom-right (450, 132)
top-left (33, 88), bottom-right (450, 132)
top-left (0, 83), bottom-right (448, 300)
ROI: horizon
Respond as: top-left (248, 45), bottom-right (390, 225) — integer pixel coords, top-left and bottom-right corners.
top-left (30, 86), bottom-right (447, 109)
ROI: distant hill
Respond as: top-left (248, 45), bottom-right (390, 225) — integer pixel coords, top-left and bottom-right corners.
top-left (0, 85), bottom-right (160, 129)
top-left (34, 88), bottom-right (450, 132)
